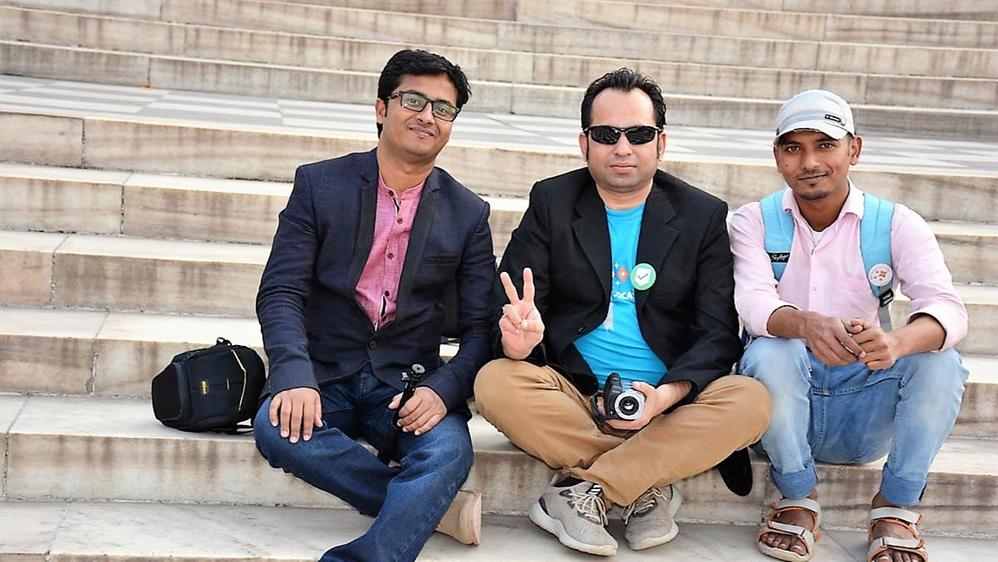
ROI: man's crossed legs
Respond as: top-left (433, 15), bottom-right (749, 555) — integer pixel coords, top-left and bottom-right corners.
top-left (741, 337), bottom-right (968, 562)
top-left (475, 359), bottom-right (771, 557)
top-left (254, 365), bottom-right (474, 562)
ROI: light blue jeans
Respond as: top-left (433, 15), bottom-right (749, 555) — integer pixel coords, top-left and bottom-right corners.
top-left (254, 364), bottom-right (473, 562)
top-left (739, 337), bottom-right (967, 507)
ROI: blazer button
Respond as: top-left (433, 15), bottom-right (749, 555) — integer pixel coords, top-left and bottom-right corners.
top-left (368, 340), bottom-right (377, 350)
top-left (577, 326), bottom-right (587, 334)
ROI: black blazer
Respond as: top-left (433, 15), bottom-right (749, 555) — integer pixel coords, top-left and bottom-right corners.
top-left (496, 167), bottom-right (742, 401)
top-left (495, 167), bottom-right (752, 496)
top-left (257, 149), bottom-right (495, 412)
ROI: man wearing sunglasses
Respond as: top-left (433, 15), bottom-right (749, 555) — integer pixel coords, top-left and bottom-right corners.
top-left (254, 49), bottom-right (495, 561)
top-left (474, 68), bottom-right (771, 556)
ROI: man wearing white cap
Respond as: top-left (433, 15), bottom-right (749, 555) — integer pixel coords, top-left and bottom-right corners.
top-left (730, 90), bottom-right (968, 562)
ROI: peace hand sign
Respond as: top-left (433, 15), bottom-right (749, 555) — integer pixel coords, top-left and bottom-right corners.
top-left (499, 268), bottom-right (545, 360)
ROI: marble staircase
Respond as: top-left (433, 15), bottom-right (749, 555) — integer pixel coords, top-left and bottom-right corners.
top-left (1, 0), bottom-right (997, 559)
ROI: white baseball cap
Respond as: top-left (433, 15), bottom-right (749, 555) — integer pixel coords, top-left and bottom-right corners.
top-left (775, 89), bottom-right (855, 141)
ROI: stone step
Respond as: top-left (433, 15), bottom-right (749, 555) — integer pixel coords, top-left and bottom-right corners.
top-left (10, 0), bottom-right (996, 50)
top-left (5, 42), bottom-right (998, 138)
top-left (0, 393), bottom-right (996, 536)
top-left (5, 501), bottom-right (998, 562)
top-left (1, 305), bottom-right (994, 438)
top-left (158, 0), bottom-right (998, 75)
top-left (658, 0), bottom-right (998, 21)
top-left (4, 6), bottom-right (998, 107)
top-left (0, 228), bottom-right (996, 343)
top-left (2, 100), bottom-right (998, 223)
top-left (10, 500), bottom-right (973, 562)
top-left (514, 0), bottom-right (998, 48)
top-left (0, 230), bottom-right (268, 316)
top-left (2, 164), bottom-right (997, 283)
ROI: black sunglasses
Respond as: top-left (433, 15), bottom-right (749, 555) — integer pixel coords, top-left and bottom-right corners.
top-left (386, 90), bottom-right (460, 122)
top-left (584, 125), bottom-right (662, 145)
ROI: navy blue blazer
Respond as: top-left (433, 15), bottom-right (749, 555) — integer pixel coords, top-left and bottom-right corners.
top-left (256, 149), bottom-right (495, 412)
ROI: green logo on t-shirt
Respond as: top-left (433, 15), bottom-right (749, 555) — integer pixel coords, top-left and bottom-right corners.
top-left (631, 263), bottom-right (656, 290)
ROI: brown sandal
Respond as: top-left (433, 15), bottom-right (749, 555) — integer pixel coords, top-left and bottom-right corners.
top-left (756, 498), bottom-right (822, 562)
top-left (867, 507), bottom-right (928, 562)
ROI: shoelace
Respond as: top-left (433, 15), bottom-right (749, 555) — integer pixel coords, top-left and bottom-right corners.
top-left (568, 483), bottom-right (609, 526)
top-left (622, 486), bottom-right (669, 524)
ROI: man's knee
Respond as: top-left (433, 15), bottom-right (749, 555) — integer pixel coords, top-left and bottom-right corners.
top-left (253, 397), bottom-right (305, 469)
top-left (409, 416), bottom-right (474, 480)
top-left (901, 348), bottom-right (968, 388)
top-left (474, 358), bottom-right (542, 420)
top-left (899, 348), bottom-right (968, 410)
top-left (740, 337), bottom-right (810, 388)
top-left (723, 376), bottom-right (773, 436)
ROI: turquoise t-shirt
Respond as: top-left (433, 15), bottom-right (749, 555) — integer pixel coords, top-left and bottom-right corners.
top-left (573, 203), bottom-right (667, 388)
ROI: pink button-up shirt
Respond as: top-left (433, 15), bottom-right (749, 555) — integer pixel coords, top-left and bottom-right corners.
top-left (730, 183), bottom-right (967, 350)
top-left (355, 175), bottom-right (424, 329)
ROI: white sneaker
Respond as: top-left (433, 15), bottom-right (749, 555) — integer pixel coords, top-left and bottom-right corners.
top-left (623, 484), bottom-right (683, 550)
top-left (528, 478), bottom-right (618, 557)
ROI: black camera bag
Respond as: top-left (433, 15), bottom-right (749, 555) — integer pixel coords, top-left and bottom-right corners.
top-left (151, 337), bottom-right (265, 432)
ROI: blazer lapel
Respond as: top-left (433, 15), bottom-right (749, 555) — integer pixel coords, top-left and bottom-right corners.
top-left (395, 168), bottom-right (439, 319)
top-left (635, 177), bottom-right (678, 313)
top-left (571, 181), bottom-right (612, 297)
top-left (347, 151), bottom-right (379, 289)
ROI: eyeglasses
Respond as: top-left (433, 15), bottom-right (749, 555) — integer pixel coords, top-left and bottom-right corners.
top-left (386, 90), bottom-right (460, 122)
top-left (584, 125), bottom-right (662, 145)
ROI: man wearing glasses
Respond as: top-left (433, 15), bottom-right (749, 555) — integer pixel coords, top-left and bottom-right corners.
top-left (474, 68), bottom-right (771, 556)
top-left (254, 49), bottom-right (494, 561)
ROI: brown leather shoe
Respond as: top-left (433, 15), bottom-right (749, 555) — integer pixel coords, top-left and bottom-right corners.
top-left (435, 489), bottom-right (482, 545)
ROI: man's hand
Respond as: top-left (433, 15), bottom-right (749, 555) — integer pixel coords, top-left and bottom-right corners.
top-left (389, 386), bottom-right (446, 436)
top-left (848, 319), bottom-right (901, 371)
top-left (802, 311), bottom-right (863, 366)
top-left (269, 387), bottom-right (323, 444)
top-left (499, 268), bottom-right (545, 360)
top-left (604, 380), bottom-right (693, 431)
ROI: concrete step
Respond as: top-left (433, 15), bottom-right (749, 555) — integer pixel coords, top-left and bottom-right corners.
top-left (1, 305), bottom-right (994, 437)
top-left (6, 42), bottom-right (998, 138)
top-left (159, 0), bottom-right (998, 76)
top-left (5, 501), bottom-right (998, 562)
top-left (2, 164), bottom-right (996, 283)
top-left (0, 227), bottom-right (995, 338)
top-left (0, 307), bottom-right (263, 397)
top-left (4, 6), bottom-right (998, 107)
top-left (0, 393), bottom-right (996, 536)
top-left (657, 0), bottom-right (998, 21)
top-left (10, 0), bottom-right (996, 50)
top-left (11, 0), bottom-right (998, 80)
top-left (0, 165), bottom-right (522, 256)
top-left (513, 0), bottom-right (998, 49)
top-left (0, 230), bottom-right (268, 316)
top-left (10, 500), bottom-right (975, 562)
top-left (2, 96), bottom-right (998, 223)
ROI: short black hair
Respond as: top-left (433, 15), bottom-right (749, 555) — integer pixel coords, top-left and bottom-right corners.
top-left (580, 68), bottom-right (666, 130)
top-left (376, 49), bottom-right (471, 135)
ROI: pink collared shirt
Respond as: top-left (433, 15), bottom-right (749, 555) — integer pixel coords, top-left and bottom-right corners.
top-left (730, 182), bottom-right (967, 350)
top-left (355, 175), bottom-right (424, 329)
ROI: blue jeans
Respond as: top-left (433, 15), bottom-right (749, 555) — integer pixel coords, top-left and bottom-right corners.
top-left (739, 337), bottom-right (967, 507)
top-left (254, 365), bottom-right (473, 562)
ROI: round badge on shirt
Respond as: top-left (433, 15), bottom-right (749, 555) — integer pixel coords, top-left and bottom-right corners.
top-left (631, 263), bottom-right (657, 290)
top-left (867, 263), bottom-right (894, 287)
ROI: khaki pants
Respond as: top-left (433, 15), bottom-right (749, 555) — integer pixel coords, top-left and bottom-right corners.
top-left (474, 359), bottom-right (771, 506)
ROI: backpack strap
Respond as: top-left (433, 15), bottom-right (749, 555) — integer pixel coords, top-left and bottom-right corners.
top-left (760, 189), bottom-right (795, 281)
top-left (761, 189), bottom-right (895, 332)
top-left (860, 193), bottom-right (895, 331)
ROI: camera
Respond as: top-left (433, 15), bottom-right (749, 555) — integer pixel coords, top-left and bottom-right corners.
top-left (602, 372), bottom-right (645, 421)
